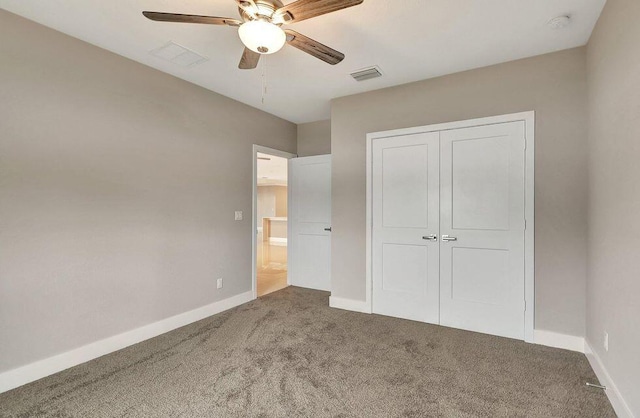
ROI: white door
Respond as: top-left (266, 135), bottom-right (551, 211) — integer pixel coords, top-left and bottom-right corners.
top-left (439, 121), bottom-right (526, 339)
top-left (289, 155), bottom-right (332, 291)
top-left (372, 133), bottom-right (440, 323)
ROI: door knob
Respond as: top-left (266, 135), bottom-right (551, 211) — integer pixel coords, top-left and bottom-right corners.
top-left (422, 235), bottom-right (437, 241)
top-left (442, 235), bottom-right (457, 242)
top-left (324, 227), bottom-right (332, 232)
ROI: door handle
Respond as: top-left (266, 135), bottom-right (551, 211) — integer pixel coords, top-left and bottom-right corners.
top-left (324, 227), bottom-right (332, 232)
top-left (442, 235), bottom-right (457, 242)
top-left (422, 235), bottom-right (437, 241)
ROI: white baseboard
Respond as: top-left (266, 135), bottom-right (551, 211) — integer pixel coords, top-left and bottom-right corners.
top-left (585, 342), bottom-right (635, 418)
top-left (534, 330), bottom-right (585, 353)
top-left (329, 296), bottom-right (372, 314)
top-left (0, 290), bottom-right (254, 394)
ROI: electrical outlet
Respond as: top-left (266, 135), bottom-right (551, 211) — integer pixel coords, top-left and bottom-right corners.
top-left (217, 278), bottom-right (223, 289)
top-left (234, 211), bottom-right (243, 221)
top-left (604, 332), bottom-right (609, 352)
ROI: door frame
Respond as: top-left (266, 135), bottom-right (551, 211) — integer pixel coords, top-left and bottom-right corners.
top-left (252, 145), bottom-right (297, 300)
top-left (365, 111), bottom-right (535, 342)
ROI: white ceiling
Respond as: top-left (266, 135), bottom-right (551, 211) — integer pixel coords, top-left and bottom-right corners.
top-left (1, 0), bottom-right (606, 123)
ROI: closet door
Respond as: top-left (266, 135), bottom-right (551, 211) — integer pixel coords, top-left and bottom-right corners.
top-left (439, 122), bottom-right (526, 340)
top-left (372, 133), bottom-right (440, 323)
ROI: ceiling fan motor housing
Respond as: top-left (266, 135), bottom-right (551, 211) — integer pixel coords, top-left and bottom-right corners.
top-left (239, 0), bottom-right (284, 22)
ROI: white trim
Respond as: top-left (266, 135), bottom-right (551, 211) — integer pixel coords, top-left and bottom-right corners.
top-left (0, 290), bottom-right (253, 394)
top-left (523, 114), bottom-right (535, 343)
top-left (365, 111), bottom-right (536, 343)
top-left (329, 296), bottom-right (372, 314)
top-left (534, 330), bottom-right (585, 353)
top-left (252, 145), bottom-right (296, 299)
top-left (365, 135), bottom-right (373, 318)
top-left (287, 157), bottom-right (292, 288)
top-left (366, 112), bottom-right (535, 141)
top-left (585, 341), bottom-right (635, 418)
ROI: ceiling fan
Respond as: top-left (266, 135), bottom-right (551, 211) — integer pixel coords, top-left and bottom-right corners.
top-left (143, 0), bottom-right (364, 69)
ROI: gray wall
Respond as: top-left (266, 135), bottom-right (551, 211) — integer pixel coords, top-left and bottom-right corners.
top-left (297, 120), bottom-right (331, 157)
top-left (586, 0), bottom-right (640, 413)
top-left (0, 10), bottom-right (296, 373)
top-left (331, 47), bottom-right (589, 337)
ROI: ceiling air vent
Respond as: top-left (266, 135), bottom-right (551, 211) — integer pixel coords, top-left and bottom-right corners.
top-left (150, 41), bottom-right (208, 67)
top-left (350, 66), bottom-right (383, 82)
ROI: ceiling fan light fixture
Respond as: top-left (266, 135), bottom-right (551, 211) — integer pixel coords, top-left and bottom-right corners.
top-left (238, 20), bottom-right (286, 54)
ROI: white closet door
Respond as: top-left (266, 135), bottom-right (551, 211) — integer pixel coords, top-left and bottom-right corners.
top-left (439, 122), bottom-right (526, 340)
top-left (372, 133), bottom-right (440, 323)
top-left (289, 155), bottom-right (332, 291)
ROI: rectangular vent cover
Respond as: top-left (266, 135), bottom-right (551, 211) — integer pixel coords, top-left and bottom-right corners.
top-left (150, 42), bottom-right (208, 67)
top-left (350, 66), bottom-right (383, 82)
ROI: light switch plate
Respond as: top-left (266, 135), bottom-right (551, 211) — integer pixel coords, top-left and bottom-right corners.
top-left (235, 211), bottom-right (243, 221)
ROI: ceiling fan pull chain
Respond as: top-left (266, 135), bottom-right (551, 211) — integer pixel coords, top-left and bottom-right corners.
top-left (261, 55), bottom-right (268, 104)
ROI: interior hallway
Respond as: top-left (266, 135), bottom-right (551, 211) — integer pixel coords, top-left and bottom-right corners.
top-left (256, 153), bottom-right (289, 297)
top-left (257, 236), bottom-right (288, 297)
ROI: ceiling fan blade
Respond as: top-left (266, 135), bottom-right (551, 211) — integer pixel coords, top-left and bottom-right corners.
top-left (285, 30), bottom-right (344, 65)
top-left (239, 48), bottom-right (261, 69)
top-left (142, 12), bottom-right (241, 27)
top-left (274, 0), bottom-right (363, 24)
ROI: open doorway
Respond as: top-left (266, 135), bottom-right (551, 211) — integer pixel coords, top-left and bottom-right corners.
top-left (252, 147), bottom-right (295, 297)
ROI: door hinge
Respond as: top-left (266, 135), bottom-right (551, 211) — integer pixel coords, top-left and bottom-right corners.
top-left (524, 219), bottom-right (527, 230)
top-left (524, 300), bottom-right (527, 311)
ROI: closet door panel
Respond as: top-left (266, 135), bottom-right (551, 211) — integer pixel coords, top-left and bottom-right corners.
top-left (439, 122), bottom-right (526, 340)
top-left (372, 133), bottom-right (440, 323)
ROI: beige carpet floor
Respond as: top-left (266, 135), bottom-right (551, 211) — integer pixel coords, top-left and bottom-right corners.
top-left (0, 287), bottom-right (614, 417)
